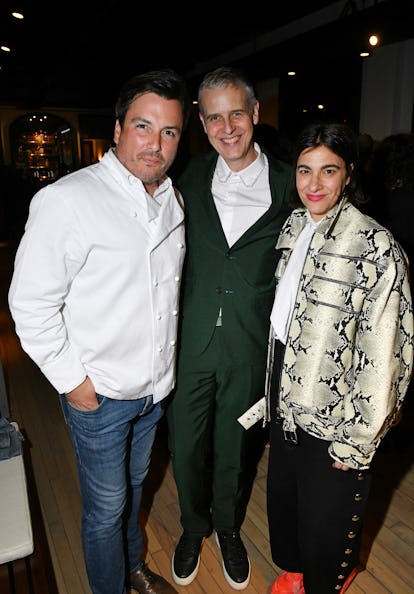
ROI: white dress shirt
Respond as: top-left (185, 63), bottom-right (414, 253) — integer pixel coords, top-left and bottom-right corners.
top-left (270, 211), bottom-right (320, 344)
top-left (8, 149), bottom-right (185, 402)
top-left (212, 143), bottom-right (272, 325)
top-left (212, 143), bottom-right (271, 247)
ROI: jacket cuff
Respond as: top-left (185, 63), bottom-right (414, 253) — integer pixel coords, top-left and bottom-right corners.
top-left (329, 440), bottom-right (377, 470)
top-left (40, 348), bottom-right (87, 395)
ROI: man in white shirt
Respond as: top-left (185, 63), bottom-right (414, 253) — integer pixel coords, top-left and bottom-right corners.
top-left (9, 69), bottom-right (190, 594)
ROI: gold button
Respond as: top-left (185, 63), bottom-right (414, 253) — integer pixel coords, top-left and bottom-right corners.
top-left (352, 515), bottom-right (360, 522)
top-left (354, 493), bottom-right (362, 501)
top-left (345, 548), bottom-right (353, 555)
top-left (341, 562), bottom-right (349, 568)
top-left (348, 531), bottom-right (356, 539)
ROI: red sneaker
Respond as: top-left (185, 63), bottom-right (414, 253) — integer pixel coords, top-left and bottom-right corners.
top-left (340, 566), bottom-right (359, 593)
top-left (270, 572), bottom-right (305, 594)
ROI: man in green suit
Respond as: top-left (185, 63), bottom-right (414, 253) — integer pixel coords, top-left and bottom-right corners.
top-left (168, 66), bottom-right (292, 591)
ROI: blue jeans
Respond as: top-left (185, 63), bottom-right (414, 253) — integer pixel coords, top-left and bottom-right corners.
top-left (60, 394), bottom-right (163, 594)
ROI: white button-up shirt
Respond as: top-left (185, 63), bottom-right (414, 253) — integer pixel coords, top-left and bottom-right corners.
top-left (212, 143), bottom-right (271, 247)
top-left (8, 149), bottom-right (185, 402)
top-left (270, 211), bottom-right (320, 344)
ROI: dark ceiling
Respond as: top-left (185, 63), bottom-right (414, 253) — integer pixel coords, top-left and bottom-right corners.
top-left (0, 0), bottom-right (412, 110)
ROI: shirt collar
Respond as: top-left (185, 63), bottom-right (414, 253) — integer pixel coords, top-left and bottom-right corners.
top-left (305, 209), bottom-right (322, 231)
top-left (215, 143), bottom-right (265, 186)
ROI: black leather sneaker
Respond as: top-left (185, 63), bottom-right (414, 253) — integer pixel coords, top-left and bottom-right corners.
top-left (215, 531), bottom-right (251, 590)
top-left (171, 532), bottom-right (204, 586)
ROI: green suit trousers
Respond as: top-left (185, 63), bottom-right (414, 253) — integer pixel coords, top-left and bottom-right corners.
top-left (167, 327), bottom-right (267, 536)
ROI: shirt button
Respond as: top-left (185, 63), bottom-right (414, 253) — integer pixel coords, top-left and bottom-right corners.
top-left (156, 314), bottom-right (162, 320)
top-left (174, 276), bottom-right (180, 281)
top-left (170, 340), bottom-right (176, 346)
top-left (153, 280), bottom-right (158, 287)
top-left (177, 242), bottom-right (184, 249)
top-left (172, 310), bottom-right (178, 316)
top-left (157, 347), bottom-right (163, 352)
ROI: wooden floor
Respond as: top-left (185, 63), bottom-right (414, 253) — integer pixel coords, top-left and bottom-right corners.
top-left (0, 240), bottom-right (414, 594)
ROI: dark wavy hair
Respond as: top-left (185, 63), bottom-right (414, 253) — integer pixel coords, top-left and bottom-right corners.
top-left (115, 68), bottom-right (191, 130)
top-left (290, 121), bottom-right (365, 208)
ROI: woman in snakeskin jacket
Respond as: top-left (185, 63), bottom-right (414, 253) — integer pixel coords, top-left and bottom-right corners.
top-left (266, 122), bottom-right (413, 594)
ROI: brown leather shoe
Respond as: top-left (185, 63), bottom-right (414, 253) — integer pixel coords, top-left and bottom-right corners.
top-left (129, 563), bottom-right (178, 594)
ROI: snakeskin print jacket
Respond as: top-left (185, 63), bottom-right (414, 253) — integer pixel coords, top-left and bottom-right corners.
top-left (265, 198), bottom-right (414, 469)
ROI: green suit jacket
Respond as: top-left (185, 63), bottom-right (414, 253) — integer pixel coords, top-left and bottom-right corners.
top-left (177, 149), bottom-right (293, 365)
